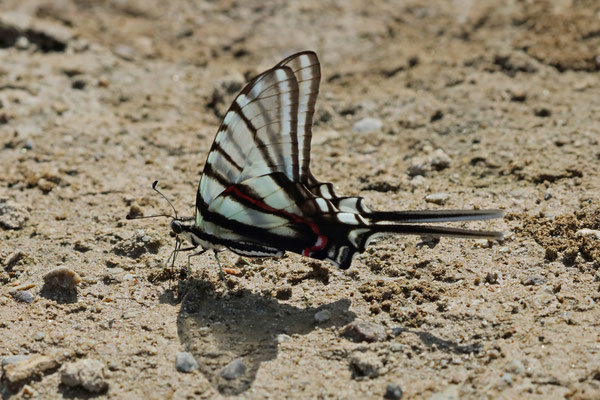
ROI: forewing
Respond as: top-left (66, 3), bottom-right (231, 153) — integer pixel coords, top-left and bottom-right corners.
top-left (197, 66), bottom-right (300, 216)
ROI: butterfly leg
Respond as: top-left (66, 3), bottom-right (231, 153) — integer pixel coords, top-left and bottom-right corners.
top-left (213, 250), bottom-right (226, 280)
top-left (186, 248), bottom-right (208, 279)
top-left (164, 239), bottom-right (182, 271)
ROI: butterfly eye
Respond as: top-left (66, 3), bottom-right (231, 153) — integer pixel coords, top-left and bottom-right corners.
top-left (171, 220), bottom-right (183, 234)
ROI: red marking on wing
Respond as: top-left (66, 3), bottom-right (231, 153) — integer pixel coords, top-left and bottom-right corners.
top-left (223, 185), bottom-right (328, 257)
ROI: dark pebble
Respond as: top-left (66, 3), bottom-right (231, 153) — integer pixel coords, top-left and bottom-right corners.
top-left (341, 321), bottom-right (387, 343)
top-left (385, 383), bottom-right (404, 399)
top-left (534, 108), bottom-right (551, 117)
top-left (220, 358), bottom-right (247, 380)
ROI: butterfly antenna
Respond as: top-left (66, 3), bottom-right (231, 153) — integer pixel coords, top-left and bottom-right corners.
top-left (125, 181), bottom-right (179, 220)
top-left (152, 180), bottom-right (178, 219)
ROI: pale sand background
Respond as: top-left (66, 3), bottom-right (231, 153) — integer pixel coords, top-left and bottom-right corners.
top-left (1, 1), bottom-right (599, 398)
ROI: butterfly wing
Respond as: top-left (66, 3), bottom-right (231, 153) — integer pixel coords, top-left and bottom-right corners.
top-left (196, 52), bottom-right (321, 218)
top-left (197, 52), bottom-right (320, 210)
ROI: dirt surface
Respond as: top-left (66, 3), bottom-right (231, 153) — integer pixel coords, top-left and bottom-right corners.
top-left (1, 1), bottom-right (600, 398)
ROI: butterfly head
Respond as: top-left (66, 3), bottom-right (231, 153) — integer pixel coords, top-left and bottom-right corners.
top-left (170, 219), bottom-right (183, 235)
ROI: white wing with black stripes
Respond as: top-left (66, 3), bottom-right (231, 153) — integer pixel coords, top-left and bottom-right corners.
top-left (177, 51), bottom-right (503, 270)
top-left (197, 51), bottom-right (320, 214)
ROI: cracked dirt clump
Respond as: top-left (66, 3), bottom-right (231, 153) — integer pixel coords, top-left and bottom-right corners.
top-left (512, 204), bottom-right (600, 266)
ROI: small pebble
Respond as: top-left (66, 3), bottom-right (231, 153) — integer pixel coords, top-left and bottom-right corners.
top-left (0, 198), bottom-right (29, 230)
top-left (384, 383), bottom-right (404, 399)
top-left (430, 110), bottom-right (443, 122)
top-left (37, 178), bottom-right (56, 193)
top-left (122, 311), bottom-right (137, 320)
top-left (3, 355), bottom-right (59, 384)
top-left (473, 239), bottom-right (492, 248)
top-left (15, 36), bottom-right (29, 49)
top-left (505, 359), bottom-right (525, 375)
top-left (276, 334), bottom-right (291, 344)
top-left (61, 359), bottom-right (108, 393)
top-left (1, 355), bottom-right (29, 366)
top-left (175, 352), bottom-right (198, 373)
top-left (485, 272), bottom-right (498, 284)
top-left (429, 149), bottom-right (451, 171)
top-left (488, 349), bottom-right (501, 359)
top-left (407, 157), bottom-right (429, 177)
top-left (341, 321), bottom-right (387, 343)
top-left (10, 290), bottom-right (35, 303)
top-left (24, 140), bottom-right (34, 151)
top-left (314, 309), bottom-right (332, 324)
top-left (4, 250), bottom-right (25, 268)
top-left (126, 204), bottom-right (143, 219)
top-left (352, 117), bottom-right (383, 133)
top-left (576, 229), bottom-right (600, 240)
top-left (522, 275), bottom-right (547, 286)
top-left (21, 384), bottom-right (36, 397)
top-left (34, 332), bottom-right (44, 341)
top-left (349, 352), bottom-right (383, 378)
top-left (220, 358), bottom-right (247, 380)
top-left (43, 266), bottom-right (82, 290)
top-left (501, 373), bottom-right (513, 386)
top-left (425, 193), bottom-right (449, 205)
top-left (534, 107), bottom-right (551, 117)
top-left (509, 86), bottom-right (527, 102)
top-left (409, 175), bottom-right (426, 188)
top-left (113, 44), bottom-right (136, 61)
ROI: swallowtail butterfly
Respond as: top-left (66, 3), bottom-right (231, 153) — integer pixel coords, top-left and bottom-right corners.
top-left (160, 51), bottom-right (503, 272)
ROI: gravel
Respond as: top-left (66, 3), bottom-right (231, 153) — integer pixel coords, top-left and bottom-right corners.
top-left (384, 383), bottom-right (404, 399)
top-left (175, 352), bottom-right (198, 373)
top-left (0, 198), bottom-right (28, 230)
top-left (9, 290), bottom-right (35, 303)
top-left (425, 192), bottom-right (449, 205)
top-left (342, 321), bottom-right (387, 343)
top-left (220, 359), bottom-right (247, 380)
top-left (1, 355), bottom-right (29, 367)
top-left (314, 309), bottom-right (332, 324)
top-left (521, 275), bottom-right (548, 286)
top-left (43, 266), bottom-right (82, 290)
top-left (60, 359), bottom-right (109, 393)
top-left (352, 117), bottom-right (383, 133)
top-left (3, 355), bottom-right (59, 384)
top-left (349, 351), bottom-right (384, 379)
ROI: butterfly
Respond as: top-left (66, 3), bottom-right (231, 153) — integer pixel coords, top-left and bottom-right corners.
top-left (154, 51), bottom-right (503, 275)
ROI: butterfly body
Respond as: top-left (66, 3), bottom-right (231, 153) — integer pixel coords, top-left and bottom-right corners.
top-left (169, 51), bottom-right (503, 270)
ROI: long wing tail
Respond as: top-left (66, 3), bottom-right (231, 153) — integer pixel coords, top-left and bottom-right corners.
top-left (363, 209), bottom-right (504, 240)
top-left (365, 209), bottom-right (504, 223)
top-left (360, 222), bottom-right (504, 241)
top-left (314, 209), bottom-right (504, 269)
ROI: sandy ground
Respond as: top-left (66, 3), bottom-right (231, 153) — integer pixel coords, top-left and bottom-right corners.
top-left (1, 0), bottom-right (600, 399)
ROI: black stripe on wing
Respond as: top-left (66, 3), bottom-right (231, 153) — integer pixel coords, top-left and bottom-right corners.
top-left (276, 51), bottom-right (321, 183)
